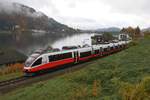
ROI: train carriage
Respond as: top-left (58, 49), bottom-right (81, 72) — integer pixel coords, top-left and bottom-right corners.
top-left (24, 50), bottom-right (76, 73)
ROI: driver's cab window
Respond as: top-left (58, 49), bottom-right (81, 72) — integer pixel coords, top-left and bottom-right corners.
top-left (32, 57), bottom-right (42, 67)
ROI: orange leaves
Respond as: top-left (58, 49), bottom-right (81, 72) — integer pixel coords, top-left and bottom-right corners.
top-left (0, 63), bottom-right (23, 75)
top-left (92, 80), bottom-right (101, 97)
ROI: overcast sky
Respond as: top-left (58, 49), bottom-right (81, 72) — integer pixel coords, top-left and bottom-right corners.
top-left (2, 0), bottom-right (150, 29)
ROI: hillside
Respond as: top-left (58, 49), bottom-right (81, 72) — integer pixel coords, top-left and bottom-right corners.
top-left (0, 2), bottom-right (77, 34)
top-left (95, 27), bottom-right (121, 32)
top-left (0, 2), bottom-right (80, 55)
top-left (0, 36), bottom-right (150, 99)
top-left (142, 27), bottom-right (150, 32)
top-left (81, 27), bottom-right (121, 33)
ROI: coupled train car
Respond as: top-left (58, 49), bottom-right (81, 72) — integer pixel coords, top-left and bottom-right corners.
top-left (24, 41), bottom-right (129, 76)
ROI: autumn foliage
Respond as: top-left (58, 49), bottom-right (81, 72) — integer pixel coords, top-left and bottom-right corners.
top-left (121, 26), bottom-right (144, 39)
top-left (0, 63), bottom-right (23, 75)
top-left (119, 77), bottom-right (150, 100)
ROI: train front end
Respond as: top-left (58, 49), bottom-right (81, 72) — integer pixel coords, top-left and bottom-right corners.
top-left (23, 53), bottom-right (40, 76)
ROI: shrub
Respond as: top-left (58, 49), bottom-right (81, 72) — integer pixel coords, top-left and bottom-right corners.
top-left (0, 63), bottom-right (23, 75)
top-left (128, 40), bottom-right (139, 47)
top-left (119, 76), bottom-right (150, 100)
top-left (92, 80), bottom-right (101, 97)
top-left (142, 77), bottom-right (150, 95)
top-left (70, 85), bottom-right (88, 100)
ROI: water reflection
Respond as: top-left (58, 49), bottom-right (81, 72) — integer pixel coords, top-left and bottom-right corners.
top-left (5, 33), bottom-right (98, 55)
top-left (52, 33), bottom-right (96, 49)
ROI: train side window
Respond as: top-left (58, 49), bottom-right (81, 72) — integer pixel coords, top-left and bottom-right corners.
top-left (32, 57), bottom-right (42, 67)
top-left (58, 54), bottom-right (63, 60)
top-left (64, 52), bottom-right (72, 59)
top-left (61, 52), bottom-right (72, 59)
top-left (80, 51), bottom-right (91, 58)
top-left (68, 52), bottom-right (72, 58)
top-left (49, 55), bottom-right (55, 62)
top-left (111, 47), bottom-right (113, 50)
top-left (49, 52), bottom-right (72, 62)
top-left (104, 48), bottom-right (107, 52)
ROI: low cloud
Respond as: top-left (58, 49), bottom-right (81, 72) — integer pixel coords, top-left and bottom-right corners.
top-left (0, 1), bottom-right (45, 18)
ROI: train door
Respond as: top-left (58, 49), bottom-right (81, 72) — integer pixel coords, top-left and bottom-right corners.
top-left (107, 46), bottom-right (110, 54)
top-left (91, 47), bottom-right (94, 55)
top-left (100, 47), bottom-right (103, 56)
top-left (74, 51), bottom-right (79, 63)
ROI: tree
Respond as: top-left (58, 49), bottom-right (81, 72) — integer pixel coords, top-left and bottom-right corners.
top-left (102, 32), bottom-right (114, 42)
top-left (120, 28), bottom-right (126, 32)
top-left (120, 26), bottom-right (143, 38)
top-left (135, 26), bottom-right (141, 37)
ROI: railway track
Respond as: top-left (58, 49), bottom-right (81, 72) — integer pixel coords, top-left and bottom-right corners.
top-left (0, 77), bottom-right (28, 87)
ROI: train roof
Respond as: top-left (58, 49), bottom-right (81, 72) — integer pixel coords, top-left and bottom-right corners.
top-left (28, 40), bottom-right (130, 60)
top-left (43, 49), bottom-right (78, 56)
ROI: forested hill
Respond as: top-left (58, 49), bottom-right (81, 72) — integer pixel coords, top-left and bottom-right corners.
top-left (0, 2), bottom-right (77, 34)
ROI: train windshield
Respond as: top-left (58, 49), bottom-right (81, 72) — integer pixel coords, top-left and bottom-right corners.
top-left (25, 53), bottom-right (40, 67)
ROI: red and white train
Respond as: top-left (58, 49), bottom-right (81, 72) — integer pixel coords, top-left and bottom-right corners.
top-left (24, 41), bottom-right (129, 76)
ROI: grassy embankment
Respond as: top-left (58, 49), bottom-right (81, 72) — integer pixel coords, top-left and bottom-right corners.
top-left (0, 36), bottom-right (150, 100)
top-left (0, 63), bottom-right (24, 81)
top-left (0, 46), bottom-right (26, 81)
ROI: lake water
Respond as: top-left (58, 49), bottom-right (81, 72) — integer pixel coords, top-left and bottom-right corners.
top-left (52, 33), bottom-right (96, 49)
top-left (19, 33), bottom-right (98, 55)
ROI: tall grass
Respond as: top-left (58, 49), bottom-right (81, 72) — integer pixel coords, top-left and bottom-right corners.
top-left (92, 80), bottom-right (101, 97)
top-left (119, 77), bottom-right (150, 100)
top-left (0, 63), bottom-right (23, 75)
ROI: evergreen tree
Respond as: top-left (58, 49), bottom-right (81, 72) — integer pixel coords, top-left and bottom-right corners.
top-left (135, 26), bottom-right (141, 37)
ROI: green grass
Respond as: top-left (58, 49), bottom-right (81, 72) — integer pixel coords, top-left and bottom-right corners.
top-left (0, 72), bottom-right (23, 81)
top-left (0, 36), bottom-right (150, 100)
